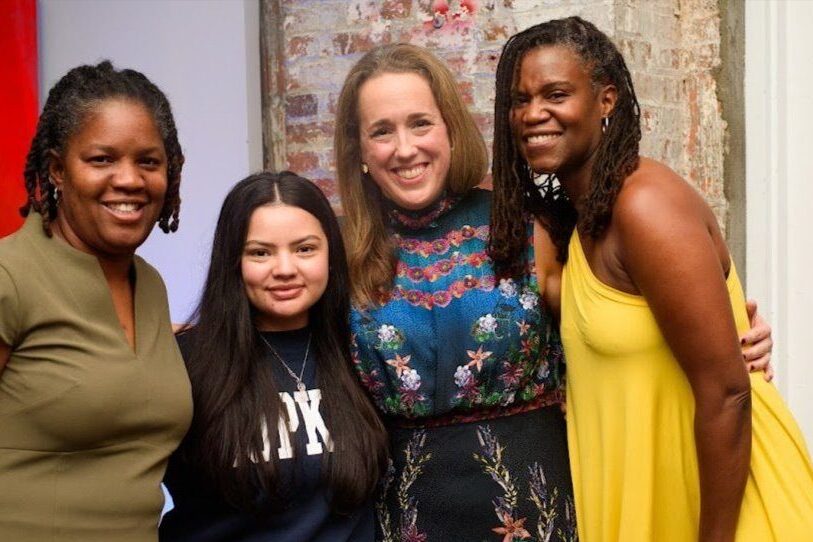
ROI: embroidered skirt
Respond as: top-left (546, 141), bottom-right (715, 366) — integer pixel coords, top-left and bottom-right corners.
top-left (377, 404), bottom-right (577, 542)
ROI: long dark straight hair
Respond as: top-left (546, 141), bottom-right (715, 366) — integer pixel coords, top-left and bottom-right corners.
top-left (180, 171), bottom-right (388, 513)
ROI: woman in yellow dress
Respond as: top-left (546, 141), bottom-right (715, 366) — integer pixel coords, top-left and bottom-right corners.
top-left (489, 16), bottom-right (813, 542)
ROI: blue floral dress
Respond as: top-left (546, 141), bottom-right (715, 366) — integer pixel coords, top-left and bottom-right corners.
top-left (351, 189), bottom-right (577, 542)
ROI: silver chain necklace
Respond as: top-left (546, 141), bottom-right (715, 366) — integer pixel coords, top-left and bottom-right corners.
top-left (258, 332), bottom-right (312, 393)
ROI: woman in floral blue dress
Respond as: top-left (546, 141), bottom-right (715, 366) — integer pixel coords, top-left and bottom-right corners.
top-left (334, 43), bottom-right (577, 542)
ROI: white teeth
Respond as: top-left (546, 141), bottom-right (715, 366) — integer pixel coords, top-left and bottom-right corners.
top-left (106, 202), bottom-right (141, 213)
top-left (395, 165), bottom-right (426, 180)
top-left (527, 134), bottom-right (559, 144)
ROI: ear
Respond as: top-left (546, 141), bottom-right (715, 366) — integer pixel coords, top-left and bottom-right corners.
top-left (599, 84), bottom-right (618, 119)
top-left (47, 149), bottom-right (66, 188)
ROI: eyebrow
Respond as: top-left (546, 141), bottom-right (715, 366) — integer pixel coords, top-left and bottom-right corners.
top-left (365, 112), bottom-right (435, 129)
top-left (85, 144), bottom-right (165, 155)
top-left (519, 80), bottom-right (576, 92)
top-left (244, 234), bottom-right (322, 247)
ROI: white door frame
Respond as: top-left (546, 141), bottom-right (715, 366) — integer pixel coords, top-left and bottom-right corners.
top-left (745, 0), bottom-right (813, 443)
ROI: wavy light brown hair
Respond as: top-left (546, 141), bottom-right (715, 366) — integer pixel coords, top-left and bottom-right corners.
top-left (334, 43), bottom-right (488, 305)
top-left (490, 16), bottom-right (641, 274)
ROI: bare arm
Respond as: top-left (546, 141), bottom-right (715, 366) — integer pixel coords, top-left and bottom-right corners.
top-left (615, 168), bottom-right (750, 542)
top-left (533, 220), bottom-right (563, 320)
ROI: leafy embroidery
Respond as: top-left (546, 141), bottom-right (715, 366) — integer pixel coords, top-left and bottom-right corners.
top-left (475, 426), bottom-right (580, 542)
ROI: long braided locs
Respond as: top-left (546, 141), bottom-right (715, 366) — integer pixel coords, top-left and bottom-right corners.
top-left (490, 16), bottom-right (641, 276)
top-left (20, 60), bottom-right (184, 235)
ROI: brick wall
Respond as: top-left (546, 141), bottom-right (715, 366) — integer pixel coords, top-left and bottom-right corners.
top-left (261, 0), bottom-right (729, 225)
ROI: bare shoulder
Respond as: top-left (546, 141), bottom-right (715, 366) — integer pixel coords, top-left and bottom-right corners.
top-left (613, 157), bottom-right (711, 237)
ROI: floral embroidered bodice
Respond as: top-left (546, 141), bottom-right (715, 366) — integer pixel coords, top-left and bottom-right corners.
top-left (351, 188), bottom-right (565, 419)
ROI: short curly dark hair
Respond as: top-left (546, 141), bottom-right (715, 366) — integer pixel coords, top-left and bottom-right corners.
top-left (21, 60), bottom-right (184, 235)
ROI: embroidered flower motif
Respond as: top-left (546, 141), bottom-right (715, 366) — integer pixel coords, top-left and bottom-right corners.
top-left (454, 364), bottom-right (474, 387)
top-left (492, 513), bottom-right (531, 542)
top-left (386, 353), bottom-right (413, 377)
top-left (400, 524), bottom-right (428, 542)
top-left (478, 314), bottom-right (498, 334)
top-left (516, 320), bottom-right (531, 335)
top-left (536, 359), bottom-right (550, 381)
top-left (359, 368), bottom-right (384, 393)
top-left (432, 291), bottom-right (451, 307)
top-left (500, 361), bottom-right (524, 388)
top-left (377, 324), bottom-right (404, 349)
top-left (400, 368), bottom-right (422, 391)
top-left (378, 324), bottom-right (398, 343)
top-left (500, 390), bottom-right (516, 407)
top-left (519, 288), bottom-right (539, 311)
top-left (466, 345), bottom-right (493, 372)
top-left (498, 278), bottom-right (518, 298)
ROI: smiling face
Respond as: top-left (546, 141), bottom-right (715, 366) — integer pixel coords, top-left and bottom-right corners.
top-left (49, 98), bottom-right (168, 260)
top-left (357, 71), bottom-right (451, 211)
top-left (510, 45), bottom-right (616, 188)
top-left (241, 204), bottom-right (330, 331)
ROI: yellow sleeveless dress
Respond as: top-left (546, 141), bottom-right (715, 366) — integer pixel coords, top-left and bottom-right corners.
top-left (561, 231), bottom-right (813, 541)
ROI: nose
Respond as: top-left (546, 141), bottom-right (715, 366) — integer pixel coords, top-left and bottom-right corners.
top-left (111, 159), bottom-right (146, 191)
top-left (394, 129), bottom-right (418, 161)
top-left (272, 251), bottom-right (297, 278)
top-left (522, 97), bottom-right (550, 124)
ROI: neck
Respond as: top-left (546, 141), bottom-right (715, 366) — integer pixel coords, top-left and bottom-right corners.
top-left (51, 216), bottom-right (134, 282)
top-left (557, 150), bottom-right (599, 217)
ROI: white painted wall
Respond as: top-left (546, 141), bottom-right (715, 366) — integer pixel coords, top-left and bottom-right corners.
top-left (745, 0), bottom-right (813, 444)
top-left (39, 0), bottom-right (263, 321)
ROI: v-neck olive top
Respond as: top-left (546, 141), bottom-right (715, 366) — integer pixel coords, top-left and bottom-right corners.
top-left (0, 214), bottom-right (193, 542)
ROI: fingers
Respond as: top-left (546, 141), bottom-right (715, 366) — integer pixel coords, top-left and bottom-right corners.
top-left (745, 298), bottom-right (758, 323)
top-left (763, 361), bottom-right (775, 382)
top-left (742, 335), bottom-right (773, 362)
top-left (740, 313), bottom-right (771, 346)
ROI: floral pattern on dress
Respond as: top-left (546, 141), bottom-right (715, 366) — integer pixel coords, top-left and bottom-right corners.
top-left (376, 424), bottom-right (578, 542)
top-left (475, 426), bottom-right (578, 542)
top-left (395, 225), bottom-right (489, 257)
top-left (351, 188), bottom-right (564, 419)
top-left (377, 431), bottom-right (433, 542)
top-left (397, 251), bottom-right (490, 283)
top-left (389, 274), bottom-right (497, 309)
top-left (353, 317), bottom-right (431, 417)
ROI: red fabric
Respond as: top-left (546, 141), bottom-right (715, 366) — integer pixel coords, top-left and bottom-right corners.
top-left (0, 0), bottom-right (37, 238)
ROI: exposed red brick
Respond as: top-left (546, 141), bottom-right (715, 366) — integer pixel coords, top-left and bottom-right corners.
top-left (286, 151), bottom-right (320, 172)
top-left (287, 36), bottom-right (313, 58)
top-left (333, 33), bottom-right (350, 56)
top-left (285, 94), bottom-right (318, 119)
top-left (483, 22), bottom-right (509, 42)
top-left (457, 81), bottom-right (474, 106)
top-left (312, 178), bottom-right (339, 205)
top-left (286, 121), bottom-right (334, 145)
top-left (382, 0), bottom-right (412, 19)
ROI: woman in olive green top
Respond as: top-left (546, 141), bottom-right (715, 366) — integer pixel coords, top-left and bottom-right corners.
top-left (0, 62), bottom-right (192, 541)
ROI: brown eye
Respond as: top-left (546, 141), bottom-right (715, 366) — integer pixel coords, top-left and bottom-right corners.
top-left (512, 94), bottom-right (529, 107)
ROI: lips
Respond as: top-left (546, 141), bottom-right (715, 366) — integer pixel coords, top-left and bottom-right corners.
top-left (392, 163), bottom-right (428, 182)
top-left (268, 285), bottom-right (304, 300)
top-left (102, 201), bottom-right (148, 222)
top-left (524, 133), bottom-right (561, 147)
